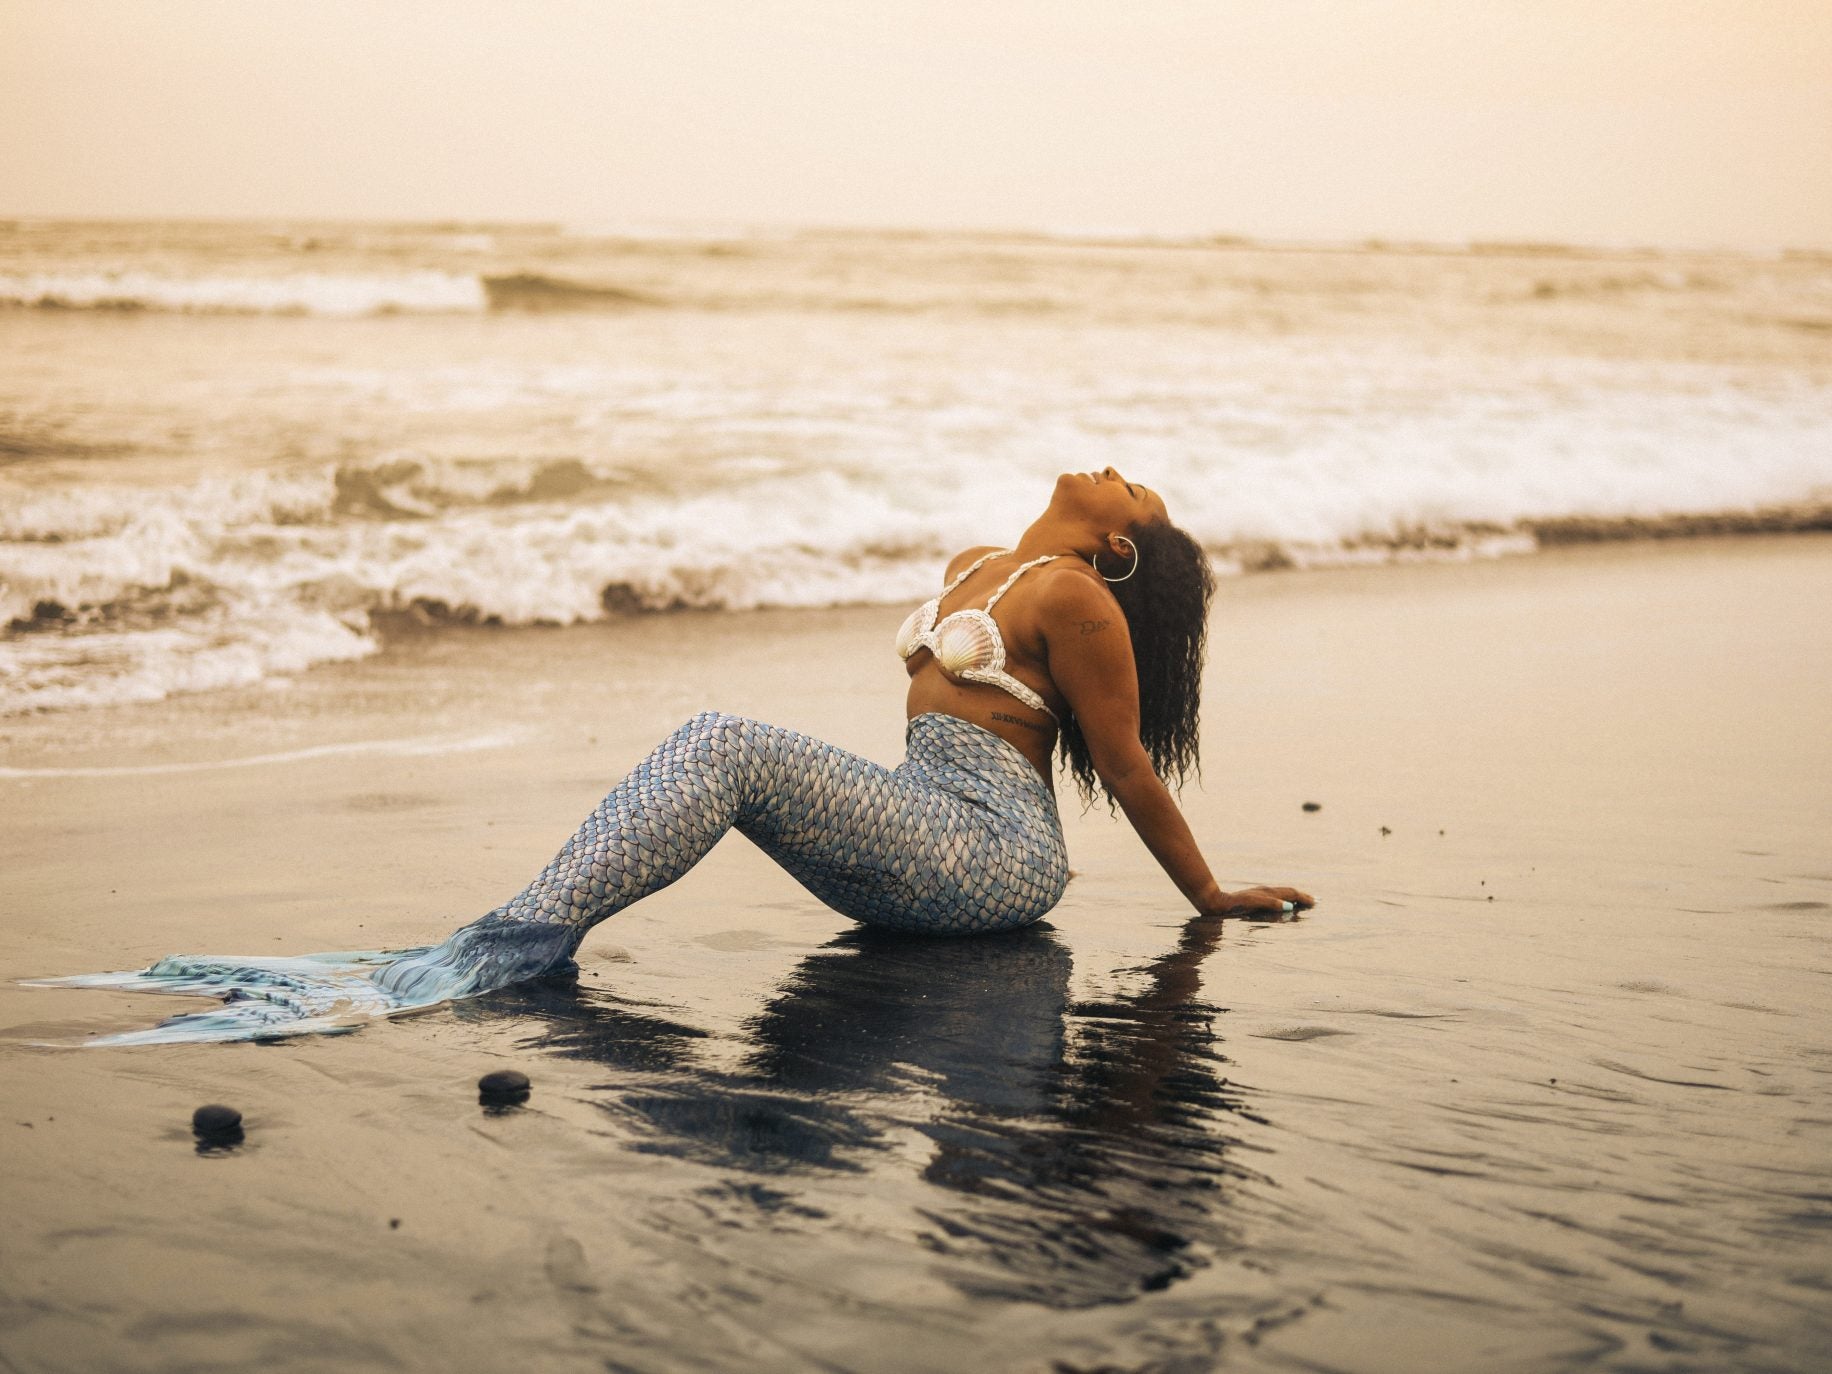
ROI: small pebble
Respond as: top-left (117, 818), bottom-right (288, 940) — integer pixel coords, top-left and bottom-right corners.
top-left (1301, 801), bottom-right (1322, 813)
top-left (478, 1070), bottom-right (531, 1102)
top-left (1379, 826), bottom-right (1392, 837)
top-left (192, 1104), bottom-right (242, 1136)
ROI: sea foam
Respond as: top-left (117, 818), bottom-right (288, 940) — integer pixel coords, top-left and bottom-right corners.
top-left (0, 270), bottom-right (488, 316)
top-left (3, 430), bottom-right (1828, 716)
top-left (4, 222), bottom-right (1830, 715)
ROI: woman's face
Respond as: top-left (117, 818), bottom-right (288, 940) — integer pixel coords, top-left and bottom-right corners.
top-left (1054, 466), bottom-right (1170, 530)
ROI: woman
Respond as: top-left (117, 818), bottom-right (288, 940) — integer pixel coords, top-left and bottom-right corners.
top-left (44, 468), bottom-right (1313, 1045)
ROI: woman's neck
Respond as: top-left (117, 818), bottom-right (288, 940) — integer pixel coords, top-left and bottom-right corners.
top-left (1011, 513), bottom-right (1100, 562)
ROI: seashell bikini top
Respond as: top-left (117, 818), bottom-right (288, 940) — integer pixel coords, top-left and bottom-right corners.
top-left (896, 550), bottom-right (1063, 720)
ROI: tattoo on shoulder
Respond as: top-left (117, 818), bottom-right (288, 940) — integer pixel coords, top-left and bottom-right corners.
top-left (990, 711), bottom-right (1052, 734)
top-left (1077, 618), bottom-right (1111, 636)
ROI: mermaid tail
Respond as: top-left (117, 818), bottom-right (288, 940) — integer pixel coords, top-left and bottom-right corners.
top-left (28, 950), bottom-right (417, 1046)
top-left (30, 712), bottom-right (1066, 1047)
top-left (25, 918), bottom-right (586, 1046)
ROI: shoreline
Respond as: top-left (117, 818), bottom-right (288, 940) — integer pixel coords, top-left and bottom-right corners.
top-left (5, 526), bottom-right (1830, 745)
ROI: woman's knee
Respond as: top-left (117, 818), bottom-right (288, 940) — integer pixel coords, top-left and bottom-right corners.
top-left (677, 710), bottom-right (765, 743)
top-left (665, 711), bottom-right (759, 763)
top-left (662, 712), bottom-right (787, 809)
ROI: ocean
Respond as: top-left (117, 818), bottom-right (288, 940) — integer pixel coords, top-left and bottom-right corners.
top-left (2, 219), bottom-right (1829, 716)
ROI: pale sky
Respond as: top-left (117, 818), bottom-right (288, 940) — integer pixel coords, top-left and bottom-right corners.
top-left (3, 0), bottom-right (1829, 250)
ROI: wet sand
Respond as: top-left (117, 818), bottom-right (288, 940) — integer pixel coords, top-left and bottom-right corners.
top-left (2, 536), bottom-right (1829, 1373)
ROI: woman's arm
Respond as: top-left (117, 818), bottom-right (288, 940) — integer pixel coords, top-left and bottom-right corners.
top-left (1041, 574), bottom-right (1311, 919)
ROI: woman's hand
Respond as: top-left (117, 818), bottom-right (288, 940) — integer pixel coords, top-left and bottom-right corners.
top-left (1209, 886), bottom-right (1315, 920)
top-left (1037, 573), bottom-right (1317, 927)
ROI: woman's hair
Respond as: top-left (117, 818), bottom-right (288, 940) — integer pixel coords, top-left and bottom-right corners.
top-left (1057, 520), bottom-right (1216, 808)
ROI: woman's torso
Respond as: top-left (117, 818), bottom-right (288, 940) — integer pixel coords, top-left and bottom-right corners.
top-left (900, 547), bottom-right (1104, 781)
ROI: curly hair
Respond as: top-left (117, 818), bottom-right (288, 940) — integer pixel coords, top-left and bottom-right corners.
top-left (1056, 520), bottom-right (1216, 808)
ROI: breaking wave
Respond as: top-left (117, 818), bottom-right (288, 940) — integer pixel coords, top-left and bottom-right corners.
top-left (0, 270), bottom-right (663, 317)
top-left (5, 221), bottom-right (1830, 715)
top-left (481, 273), bottom-right (659, 311)
top-left (3, 448), bottom-right (1828, 715)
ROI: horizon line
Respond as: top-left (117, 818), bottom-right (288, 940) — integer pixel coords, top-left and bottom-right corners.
top-left (3, 213), bottom-right (1828, 261)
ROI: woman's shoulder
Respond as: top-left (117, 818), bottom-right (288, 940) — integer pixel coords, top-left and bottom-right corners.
top-left (1032, 557), bottom-right (1119, 619)
top-left (942, 545), bottom-right (1006, 578)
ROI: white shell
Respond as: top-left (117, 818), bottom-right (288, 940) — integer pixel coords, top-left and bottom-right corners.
top-left (893, 605), bottom-right (928, 658)
top-left (934, 612), bottom-right (998, 675)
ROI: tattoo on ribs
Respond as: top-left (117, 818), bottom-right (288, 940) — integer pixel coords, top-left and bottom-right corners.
top-left (1078, 618), bottom-right (1111, 635)
top-left (990, 711), bottom-right (1052, 734)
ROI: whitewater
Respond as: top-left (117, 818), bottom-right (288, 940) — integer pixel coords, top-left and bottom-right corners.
top-left (3, 219), bottom-right (1830, 715)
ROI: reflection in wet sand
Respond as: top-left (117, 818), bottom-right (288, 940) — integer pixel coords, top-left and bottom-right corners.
top-left (462, 915), bottom-right (1258, 1311)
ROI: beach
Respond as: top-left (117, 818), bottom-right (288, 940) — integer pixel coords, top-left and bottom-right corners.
top-left (3, 533), bottom-right (1828, 1373)
top-left (7, 0), bottom-right (1832, 1363)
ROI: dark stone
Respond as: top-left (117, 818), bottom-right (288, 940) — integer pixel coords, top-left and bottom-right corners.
top-left (478, 1069), bottom-right (531, 1102)
top-left (1301, 801), bottom-right (1322, 812)
top-left (191, 1104), bottom-right (242, 1135)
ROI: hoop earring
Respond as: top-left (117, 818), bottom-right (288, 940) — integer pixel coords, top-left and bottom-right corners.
top-left (1093, 534), bottom-right (1140, 584)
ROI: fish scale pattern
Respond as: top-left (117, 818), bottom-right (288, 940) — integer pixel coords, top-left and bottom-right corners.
top-left (486, 710), bottom-right (1068, 939)
top-left (36, 711), bottom-right (1072, 1045)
